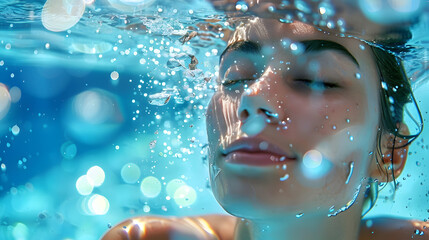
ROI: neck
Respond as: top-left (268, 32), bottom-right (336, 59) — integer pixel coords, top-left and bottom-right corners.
top-left (234, 200), bottom-right (364, 240)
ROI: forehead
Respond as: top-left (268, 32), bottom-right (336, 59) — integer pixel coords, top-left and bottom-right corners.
top-left (228, 18), bottom-right (370, 62)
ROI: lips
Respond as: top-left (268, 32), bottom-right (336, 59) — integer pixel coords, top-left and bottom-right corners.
top-left (221, 138), bottom-right (297, 166)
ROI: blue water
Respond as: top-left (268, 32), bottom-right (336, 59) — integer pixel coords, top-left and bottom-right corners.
top-left (0, 0), bottom-right (428, 239)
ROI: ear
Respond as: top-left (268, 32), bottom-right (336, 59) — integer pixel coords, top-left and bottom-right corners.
top-left (370, 123), bottom-right (410, 182)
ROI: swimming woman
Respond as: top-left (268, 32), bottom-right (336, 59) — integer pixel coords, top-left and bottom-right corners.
top-left (102, 8), bottom-right (427, 240)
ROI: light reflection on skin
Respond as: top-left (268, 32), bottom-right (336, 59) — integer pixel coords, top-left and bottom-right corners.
top-left (102, 17), bottom-right (426, 240)
top-left (205, 18), bottom-right (398, 239)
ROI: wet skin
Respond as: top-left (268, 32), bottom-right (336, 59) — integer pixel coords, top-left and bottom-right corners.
top-left (102, 18), bottom-right (426, 240)
top-left (207, 18), bottom-right (379, 219)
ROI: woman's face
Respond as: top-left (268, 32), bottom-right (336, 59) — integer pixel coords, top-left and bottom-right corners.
top-left (206, 18), bottom-right (381, 219)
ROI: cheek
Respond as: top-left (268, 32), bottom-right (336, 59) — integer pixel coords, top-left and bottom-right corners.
top-left (206, 92), bottom-right (240, 149)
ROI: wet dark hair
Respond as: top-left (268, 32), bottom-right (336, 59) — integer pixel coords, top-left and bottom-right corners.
top-left (362, 33), bottom-right (424, 215)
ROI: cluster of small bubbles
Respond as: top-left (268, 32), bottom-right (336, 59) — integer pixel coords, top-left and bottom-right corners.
top-left (235, 1), bottom-right (249, 12)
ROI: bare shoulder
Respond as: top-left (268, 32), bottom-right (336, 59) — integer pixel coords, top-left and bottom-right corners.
top-left (360, 217), bottom-right (429, 240)
top-left (101, 214), bottom-right (237, 240)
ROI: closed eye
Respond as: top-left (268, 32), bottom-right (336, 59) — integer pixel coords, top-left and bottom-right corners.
top-left (222, 78), bottom-right (256, 86)
top-left (293, 79), bottom-right (340, 91)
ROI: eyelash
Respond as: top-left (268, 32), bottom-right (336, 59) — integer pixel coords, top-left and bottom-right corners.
top-left (222, 78), bottom-right (340, 91)
top-left (221, 78), bottom-right (255, 86)
top-left (293, 79), bottom-right (340, 90)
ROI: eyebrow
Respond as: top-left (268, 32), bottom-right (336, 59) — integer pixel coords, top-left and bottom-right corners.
top-left (220, 39), bottom-right (359, 67)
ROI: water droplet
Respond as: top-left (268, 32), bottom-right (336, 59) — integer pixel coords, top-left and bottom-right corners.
top-left (345, 161), bottom-right (354, 184)
top-left (349, 136), bottom-right (354, 141)
top-left (332, 125), bottom-right (337, 130)
top-left (359, 44), bottom-right (365, 50)
top-left (280, 173), bottom-right (289, 181)
top-left (290, 42), bottom-right (304, 55)
top-left (355, 73), bottom-right (361, 79)
top-left (259, 141), bottom-right (269, 150)
top-left (346, 119), bottom-right (350, 123)
top-left (295, 213), bottom-right (304, 218)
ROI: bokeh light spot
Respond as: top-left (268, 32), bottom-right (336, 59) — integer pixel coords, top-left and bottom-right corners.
top-left (121, 163), bottom-right (141, 184)
top-left (303, 150), bottom-right (323, 169)
top-left (166, 179), bottom-right (186, 197)
top-left (61, 141), bottom-right (77, 159)
top-left (88, 194), bottom-right (109, 215)
top-left (9, 86), bottom-right (21, 103)
top-left (173, 185), bottom-right (197, 207)
top-left (42, 0), bottom-right (85, 32)
top-left (0, 83), bottom-right (11, 120)
top-left (76, 175), bottom-right (94, 195)
top-left (12, 222), bottom-right (29, 240)
top-left (87, 166), bottom-right (105, 187)
top-left (140, 176), bottom-right (161, 198)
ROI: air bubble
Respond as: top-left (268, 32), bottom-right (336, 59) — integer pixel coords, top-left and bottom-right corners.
top-left (110, 71), bottom-right (119, 81)
top-left (11, 125), bottom-right (20, 136)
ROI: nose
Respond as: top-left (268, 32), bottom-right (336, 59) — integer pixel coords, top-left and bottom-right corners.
top-left (237, 76), bottom-right (281, 123)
